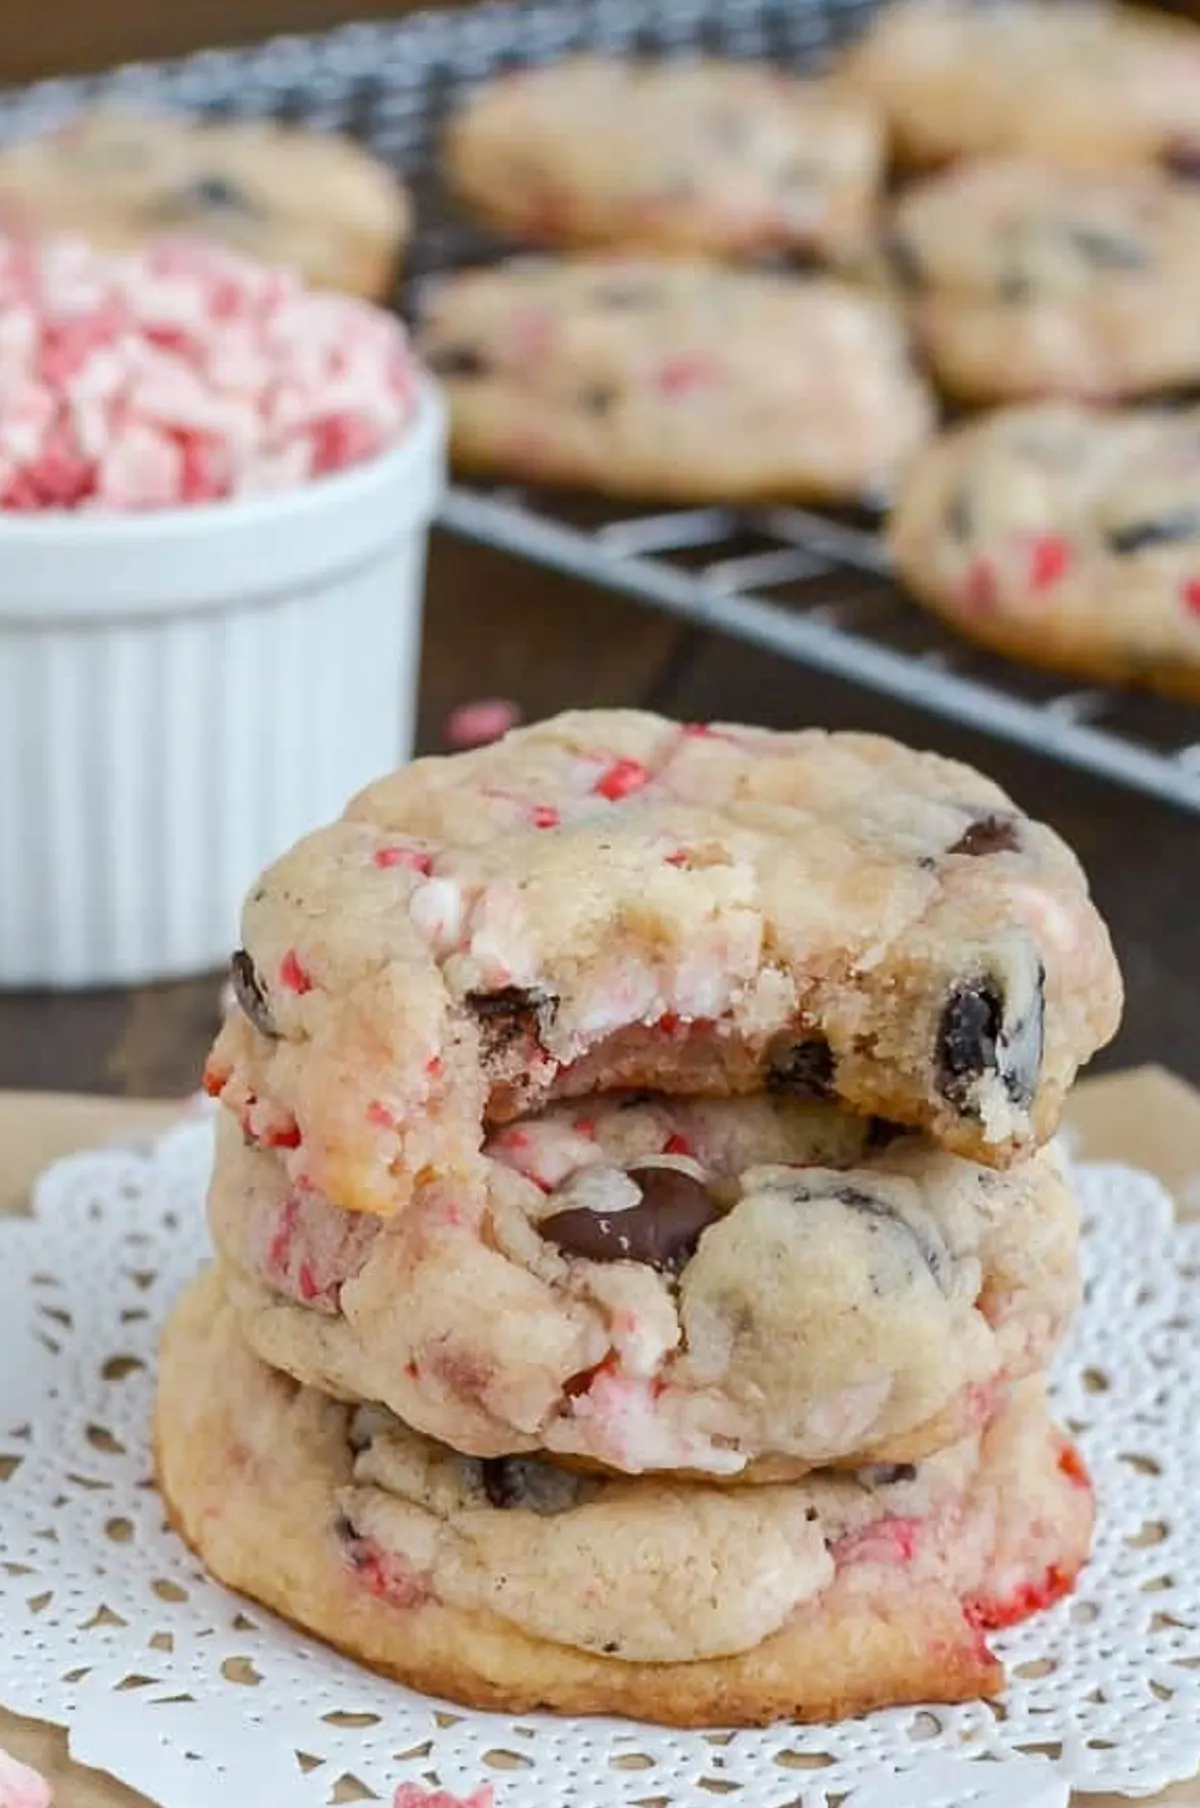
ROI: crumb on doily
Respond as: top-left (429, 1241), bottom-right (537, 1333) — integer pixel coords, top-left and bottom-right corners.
top-left (392, 1786), bottom-right (494, 1808)
top-left (0, 1748), bottom-right (52, 1808)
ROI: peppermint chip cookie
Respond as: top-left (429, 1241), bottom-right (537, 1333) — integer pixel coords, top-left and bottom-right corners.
top-left (417, 258), bottom-right (934, 503)
top-left (158, 1269), bottom-right (1094, 1725)
top-left (889, 401), bottom-right (1200, 700)
top-left (0, 110), bottom-right (409, 298)
top-left (841, 0), bottom-right (1200, 171)
top-left (202, 710), bottom-right (1122, 1209)
top-left (210, 1095), bottom-right (1079, 1479)
top-left (883, 159), bottom-right (1200, 403)
top-left (444, 57), bottom-right (884, 265)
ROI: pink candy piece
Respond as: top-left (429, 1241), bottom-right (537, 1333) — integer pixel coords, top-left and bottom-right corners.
top-left (392, 1788), bottom-right (494, 1808)
top-left (0, 1749), bottom-right (52, 1808)
top-left (444, 697), bottom-right (522, 750)
top-left (0, 231), bottom-right (418, 513)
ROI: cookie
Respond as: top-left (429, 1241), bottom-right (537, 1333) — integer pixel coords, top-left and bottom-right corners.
top-left (417, 257), bottom-right (934, 504)
top-left (203, 710), bottom-right (1121, 1210)
top-left (210, 1092), bottom-right (1079, 1479)
top-left (444, 56), bottom-right (883, 265)
top-left (841, 0), bottom-right (1200, 171)
top-left (0, 110), bottom-right (409, 299)
top-left (888, 400), bottom-right (1200, 701)
top-left (157, 1268), bottom-right (1094, 1725)
top-left (882, 159), bottom-right (1200, 403)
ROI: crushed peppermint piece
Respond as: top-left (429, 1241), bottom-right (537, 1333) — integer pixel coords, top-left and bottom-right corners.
top-left (1028, 534), bottom-right (1071, 591)
top-left (392, 1787), bottom-right (494, 1808)
top-left (444, 696), bottom-right (521, 749)
top-left (0, 232), bottom-right (417, 511)
top-left (593, 757), bottom-right (651, 801)
top-left (1183, 577), bottom-right (1200, 616)
top-left (0, 1751), bottom-right (51, 1808)
top-left (278, 948), bottom-right (313, 995)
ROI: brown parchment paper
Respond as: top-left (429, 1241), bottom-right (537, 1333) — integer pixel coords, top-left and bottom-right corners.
top-left (1, 1071), bottom-right (1198, 1808)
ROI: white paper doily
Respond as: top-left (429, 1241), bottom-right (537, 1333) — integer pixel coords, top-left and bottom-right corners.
top-left (2, 1122), bottom-right (1200, 1808)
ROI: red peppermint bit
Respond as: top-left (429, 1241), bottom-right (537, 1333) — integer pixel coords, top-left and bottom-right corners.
top-left (964, 557), bottom-right (996, 612)
top-left (830, 1515), bottom-right (921, 1569)
top-left (495, 1127), bottom-right (530, 1153)
top-left (564, 1354), bottom-right (619, 1398)
top-left (404, 1359), bottom-right (420, 1379)
top-left (1028, 533), bottom-right (1072, 591)
top-left (531, 802), bottom-right (560, 829)
top-left (663, 1132), bottom-right (693, 1157)
top-left (657, 1011), bottom-right (682, 1036)
top-left (573, 1117), bottom-right (597, 1138)
top-left (1058, 1442), bottom-right (1091, 1490)
top-left (664, 850), bottom-right (690, 868)
top-left (393, 1784), bottom-right (494, 1808)
top-left (1182, 578), bottom-right (1200, 617)
top-left (682, 721), bottom-right (714, 737)
top-left (366, 1099), bottom-right (396, 1130)
top-left (444, 697), bottom-right (521, 750)
top-left (261, 1118), bottom-right (302, 1151)
top-left (426, 1055), bottom-right (444, 1079)
top-left (347, 1538), bottom-right (433, 1608)
top-left (278, 948), bottom-right (313, 995)
top-left (201, 1061), bottom-right (230, 1098)
top-left (593, 757), bottom-right (651, 801)
top-left (267, 1197), bottom-right (300, 1275)
top-left (297, 1261), bottom-right (320, 1302)
top-left (964, 1562), bottom-right (1075, 1631)
top-left (374, 845), bottom-right (433, 873)
top-left (658, 354), bottom-right (722, 396)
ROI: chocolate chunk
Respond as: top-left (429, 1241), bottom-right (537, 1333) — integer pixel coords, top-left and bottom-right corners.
top-left (1107, 509), bottom-right (1200, 554)
top-left (949, 812), bottom-right (1022, 857)
top-left (182, 173), bottom-right (257, 213)
top-left (1163, 140), bottom-right (1200, 181)
top-left (765, 1035), bottom-right (836, 1099)
top-left (937, 965), bottom-right (1044, 1113)
top-left (468, 985), bottom-right (557, 1060)
top-left (1064, 224), bottom-right (1148, 272)
top-left (427, 344), bottom-right (490, 379)
top-left (230, 948), bottom-right (278, 1039)
top-left (480, 1457), bottom-right (524, 1508)
top-left (580, 384), bottom-right (617, 416)
top-left (334, 1511), bottom-right (358, 1544)
top-left (540, 1165), bottom-right (722, 1273)
top-left (882, 229), bottom-right (924, 294)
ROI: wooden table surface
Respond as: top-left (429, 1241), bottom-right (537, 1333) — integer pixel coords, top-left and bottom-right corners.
top-left (1, 524), bottom-right (1197, 1098)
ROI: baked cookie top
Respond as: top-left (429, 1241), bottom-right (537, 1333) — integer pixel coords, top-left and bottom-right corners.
top-left (883, 158), bottom-right (1200, 402)
top-left (213, 1089), bottom-right (1078, 1478)
top-left (419, 255), bottom-right (934, 502)
top-left (0, 109), bottom-right (410, 297)
top-left (841, 0), bottom-right (1200, 169)
top-left (444, 54), bottom-right (884, 263)
top-left (203, 709), bottom-right (1122, 1213)
top-left (888, 400), bottom-right (1200, 699)
top-left (159, 1268), bottom-right (1094, 1725)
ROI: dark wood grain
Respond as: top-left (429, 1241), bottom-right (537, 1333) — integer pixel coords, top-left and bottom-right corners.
top-left (1, 530), bottom-right (1194, 1098)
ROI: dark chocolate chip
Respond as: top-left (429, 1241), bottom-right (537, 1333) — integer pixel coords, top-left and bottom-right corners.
top-left (864, 1116), bottom-right (905, 1151)
top-left (479, 1457), bottom-right (524, 1508)
top-left (334, 1511), bottom-right (363, 1556)
top-left (765, 1035), bottom-right (835, 1099)
top-left (790, 1180), bottom-right (950, 1294)
top-left (949, 812), bottom-right (1022, 857)
top-left (1107, 509), bottom-right (1200, 554)
top-left (540, 1165), bottom-right (723, 1274)
top-left (580, 384), bottom-right (617, 416)
top-left (468, 985), bottom-right (557, 1059)
top-left (937, 966), bottom-right (1044, 1113)
top-left (882, 229), bottom-right (924, 295)
top-left (1064, 224), bottom-right (1149, 272)
top-left (427, 344), bottom-right (490, 379)
top-left (181, 173), bottom-right (258, 213)
top-left (230, 948), bottom-right (278, 1039)
top-left (602, 1639), bottom-right (621, 1654)
top-left (1162, 140), bottom-right (1200, 181)
top-left (861, 1462), bottom-right (917, 1486)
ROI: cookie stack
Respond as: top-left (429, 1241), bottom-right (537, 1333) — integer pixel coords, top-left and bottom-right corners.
top-left (158, 709), bottom-right (1121, 1726)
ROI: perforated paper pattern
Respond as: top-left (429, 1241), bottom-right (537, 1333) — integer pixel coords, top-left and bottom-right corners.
top-left (0, 1121), bottom-right (1198, 1807)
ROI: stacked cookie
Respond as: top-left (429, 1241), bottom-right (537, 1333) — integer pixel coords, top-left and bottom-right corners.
top-left (158, 709), bottom-right (1121, 1726)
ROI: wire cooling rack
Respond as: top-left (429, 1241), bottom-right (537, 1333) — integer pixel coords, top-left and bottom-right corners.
top-left (3, 0), bottom-right (1200, 812)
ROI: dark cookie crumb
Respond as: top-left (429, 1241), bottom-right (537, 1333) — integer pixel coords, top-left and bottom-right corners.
top-left (468, 985), bottom-right (558, 1060)
top-left (479, 1457), bottom-right (525, 1509)
top-left (950, 812), bottom-right (1022, 857)
top-left (765, 1035), bottom-right (836, 1099)
top-left (427, 344), bottom-right (490, 379)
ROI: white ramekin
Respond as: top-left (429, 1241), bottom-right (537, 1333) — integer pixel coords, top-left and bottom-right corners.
top-left (0, 381), bottom-right (446, 989)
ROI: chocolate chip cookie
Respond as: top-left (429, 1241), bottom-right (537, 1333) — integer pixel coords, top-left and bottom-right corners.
top-left (417, 257), bottom-right (934, 503)
top-left (882, 159), bottom-right (1200, 402)
top-left (0, 110), bottom-right (409, 298)
top-left (210, 1093), bottom-right (1079, 1479)
top-left (889, 400), bottom-right (1200, 699)
top-left (841, 0), bottom-right (1200, 171)
top-left (445, 56), bottom-right (884, 265)
top-left (157, 1268), bottom-right (1094, 1725)
top-left (202, 709), bottom-right (1121, 1212)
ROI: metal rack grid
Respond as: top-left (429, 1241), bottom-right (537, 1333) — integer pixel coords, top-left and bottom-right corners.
top-left (3, 0), bottom-right (1200, 812)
